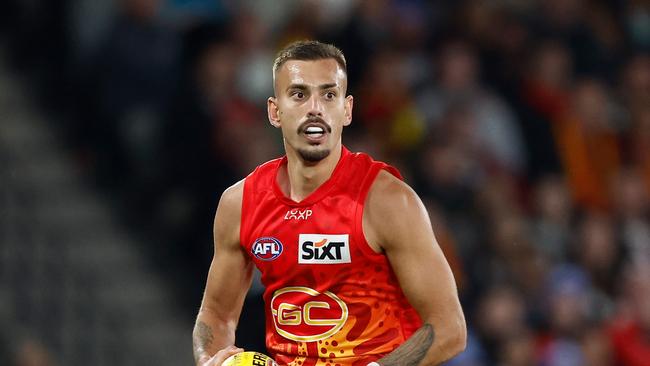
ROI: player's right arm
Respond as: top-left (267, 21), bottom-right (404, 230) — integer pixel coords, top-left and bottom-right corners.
top-left (193, 180), bottom-right (253, 366)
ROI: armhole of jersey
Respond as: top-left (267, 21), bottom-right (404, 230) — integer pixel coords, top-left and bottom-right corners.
top-left (353, 163), bottom-right (403, 261)
top-left (239, 176), bottom-right (254, 251)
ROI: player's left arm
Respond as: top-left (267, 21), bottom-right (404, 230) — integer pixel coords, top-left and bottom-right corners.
top-left (364, 171), bottom-right (467, 366)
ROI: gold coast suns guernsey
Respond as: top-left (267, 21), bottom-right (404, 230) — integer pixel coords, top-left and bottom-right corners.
top-left (240, 147), bottom-right (422, 366)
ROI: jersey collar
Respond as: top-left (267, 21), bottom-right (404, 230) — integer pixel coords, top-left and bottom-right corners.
top-left (272, 146), bottom-right (351, 207)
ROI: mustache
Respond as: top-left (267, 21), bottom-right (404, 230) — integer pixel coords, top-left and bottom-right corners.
top-left (298, 117), bottom-right (332, 134)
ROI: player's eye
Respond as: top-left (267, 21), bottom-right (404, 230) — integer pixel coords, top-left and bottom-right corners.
top-left (325, 91), bottom-right (336, 99)
top-left (293, 91), bottom-right (305, 99)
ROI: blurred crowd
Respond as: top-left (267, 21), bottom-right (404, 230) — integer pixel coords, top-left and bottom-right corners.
top-left (2, 0), bottom-right (650, 365)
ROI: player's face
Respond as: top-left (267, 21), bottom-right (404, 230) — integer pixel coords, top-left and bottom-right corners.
top-left (268, 59), bottom-right (353, 162)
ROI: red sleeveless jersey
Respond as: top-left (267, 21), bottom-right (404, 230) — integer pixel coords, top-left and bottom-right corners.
top-left (240, 147), bottom-right (422, 366)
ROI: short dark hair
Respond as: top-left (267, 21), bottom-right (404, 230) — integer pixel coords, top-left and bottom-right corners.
top-left (273, 40), bottom-right (347, 78)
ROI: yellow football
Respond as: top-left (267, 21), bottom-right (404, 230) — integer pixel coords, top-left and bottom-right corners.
top-left (222, 352), bottom-right (277, 366)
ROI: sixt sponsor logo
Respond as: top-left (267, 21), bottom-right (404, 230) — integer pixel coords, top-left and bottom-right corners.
top-left (298, 234), bottom-right (350, 264)
top-left (251, 237), bottom-right (283, 261)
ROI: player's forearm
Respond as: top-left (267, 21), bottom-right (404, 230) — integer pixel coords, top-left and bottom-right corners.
top-left (193, 308), bottom-right (237, 365)
top-left (375, 319), bottom-right (466, 366)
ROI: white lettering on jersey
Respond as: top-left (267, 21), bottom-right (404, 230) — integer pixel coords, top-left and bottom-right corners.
top-left (298, 234), bottom-right (350, 264)
top-left (284, 209), bottom-right (312, 220)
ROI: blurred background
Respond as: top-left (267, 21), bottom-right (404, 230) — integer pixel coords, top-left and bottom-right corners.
top-left (1, 0), bottom-right (649, 365)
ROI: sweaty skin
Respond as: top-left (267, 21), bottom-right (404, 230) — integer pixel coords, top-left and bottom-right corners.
top-left (193, 58), bottom-right (466, 366)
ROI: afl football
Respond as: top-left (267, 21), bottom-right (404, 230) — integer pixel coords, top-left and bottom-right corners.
top-left (222, 352), bottom-right (278, 366)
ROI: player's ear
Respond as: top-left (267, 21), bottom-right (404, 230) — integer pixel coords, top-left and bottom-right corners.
top-left (268, 97), bottom-right (281, 128)
top-left (343, 95), bottom-right (353, 127)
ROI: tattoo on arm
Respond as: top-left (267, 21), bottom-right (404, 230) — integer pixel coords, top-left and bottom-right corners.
top-left (194, 321), bottom-right (215, 361)
top-left (377, 323), bottom-right (435, 366)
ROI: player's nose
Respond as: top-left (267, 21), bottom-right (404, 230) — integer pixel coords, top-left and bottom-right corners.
top-left (307, 94), bottom-right (324, 116)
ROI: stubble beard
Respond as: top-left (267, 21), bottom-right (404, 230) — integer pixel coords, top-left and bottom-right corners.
top-left (297, 146), bottom-right (331, 162)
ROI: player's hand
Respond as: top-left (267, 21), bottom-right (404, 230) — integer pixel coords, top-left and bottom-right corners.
top-left (200, 345), bottom-right (244, 366)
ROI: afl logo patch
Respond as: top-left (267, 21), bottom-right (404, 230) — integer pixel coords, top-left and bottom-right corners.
top-left (252, 237), bottom-right (283, 261)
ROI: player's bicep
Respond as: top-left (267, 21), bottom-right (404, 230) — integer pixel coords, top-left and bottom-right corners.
top-left (202, 244), bottom-right (253, 317)
top-left (386, 228), bottom-right (459, 323)
top-left (200, 181), bottom-right (253, 320)
top-left (368, 174), bottom-right (464, 327)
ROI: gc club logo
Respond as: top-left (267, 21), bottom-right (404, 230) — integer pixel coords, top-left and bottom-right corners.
top-left (251, 237), bottom-right (283, 261)
top-left (271, 286), bottom-right (348, 342)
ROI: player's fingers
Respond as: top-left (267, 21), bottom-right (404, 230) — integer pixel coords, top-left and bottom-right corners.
top-left (205, 346), bottom-right (244, 366)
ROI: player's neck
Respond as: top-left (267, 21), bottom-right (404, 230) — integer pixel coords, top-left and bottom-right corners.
top-left (282, 143), bottom-right (342, 202)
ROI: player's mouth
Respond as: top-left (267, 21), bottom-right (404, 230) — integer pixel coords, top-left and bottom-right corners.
top-left (299, 119), bottom-right (331, 143)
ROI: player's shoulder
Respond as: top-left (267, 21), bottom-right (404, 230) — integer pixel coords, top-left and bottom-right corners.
top-left (369, 169), bottom-right (419, 208)
top-left (219, 179), bottom-right (245, 213)
top-left (364, 170), bottom-right (426, 250)
top-left (220, 155), bottom-right (283, 213)
top-left (214, 180), bottom-right (245, 246)
top-left (248, 156), bottom-right (284, 178)
top-left (242, 156), bottom-right (285, 189)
